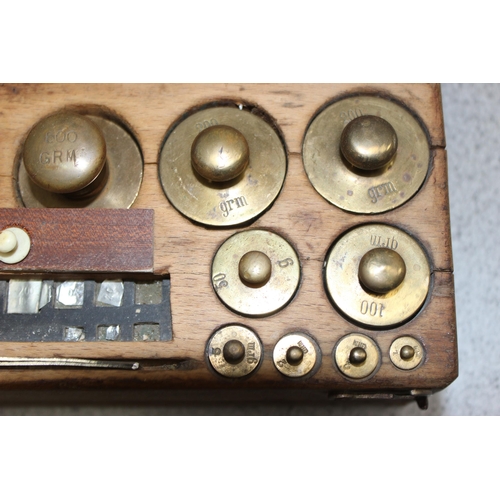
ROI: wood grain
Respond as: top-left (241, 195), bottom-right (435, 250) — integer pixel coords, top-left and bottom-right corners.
top-left (0, 84), bottom-right (457, 398)
top-left (0, 209), bottom-right (154, 273)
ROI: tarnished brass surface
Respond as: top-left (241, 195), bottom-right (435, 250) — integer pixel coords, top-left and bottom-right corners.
top-left (340, 115), bottom-right (398, 171)
top-left (191, 125), bottom-right (249, 182)
top-left (390, 336), bottom-right (425, 370)
top-left (212, 229), bottom-right (300, 317)
top-left (324, 224), bottom-right (430, 328)
top-left (207, 325), bottom-right (262, 378)
top-left (23, 112), bottom-right (106, 194)
top-left (273, 333), bottom-right (320, 378)
top-left (18, 115), bottom-right (143, 208)
top-left (302, 95), bottom-right (429, 214)
top-left (159, 106), bottom-right (286, 226)
top-left (238, 251), bottom-right (272, 288)
top-left (334, 333), bottom-right (380, 379)
top-left (223, 339), bottom-right (246, 365)
top-left (358, 247), bottom-right (406, 294)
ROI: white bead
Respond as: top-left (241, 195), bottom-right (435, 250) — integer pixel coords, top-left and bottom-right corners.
top-left (0, 230), bottom-right (18, 254)
top-left (0, 228), bottom-right (31, 264)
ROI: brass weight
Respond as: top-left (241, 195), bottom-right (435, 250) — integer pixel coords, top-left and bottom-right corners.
top-left (18, 112), bottom-right (143, 208)
top-left (390, 336), bottom-right (425, 370)
top-left (273, 333), bottom-right (321, 378)
top-left (302, 95), bottom-right (429, 214)
top-left (158, 106), bottom-right (287, 226)
top-left (334, 333), bottom-right (380, 379)
top-left (206, 324), bottom-right (262, 378)
top-left (211, 229), bottom-right (300, 317)
top-left (324, 224), bottom-right (430, 328)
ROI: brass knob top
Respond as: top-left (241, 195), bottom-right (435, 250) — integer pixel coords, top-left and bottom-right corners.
top-left (223, 339), bottom-right (246, 365)
top-left (358, 247), bottom-right (406, 294)
top-left (286, 346), bottom-right (304, 366)
top-left (349, 347), bottom-right (367, 365)
top-left (400, 345), bottom-right (415, 360)
top-left (238, 251), bottom-right (272, 288)
top-left (23, 112), bottom-right (107, 194)
top-left (191, 125), bottom-right (249, 182)
top-left (340, 115), bottom-right (398, 171)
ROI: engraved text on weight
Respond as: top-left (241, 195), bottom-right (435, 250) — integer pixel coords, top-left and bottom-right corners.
top-left (368, 181), bottom-right (396, 203)
top-left (370, 234), bottom-right (398, 250)
top-left (219, 196), bottom-right (248, 217)
top-left (40, 130), bottom-right (78, 166)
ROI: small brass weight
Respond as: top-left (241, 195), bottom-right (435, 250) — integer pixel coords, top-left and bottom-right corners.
top-left (207, 325), bottom-right (263, 378)
top-left (17, 111), bottom-right (143, 208)
top-left (211, 229), bottom-right (300, 317)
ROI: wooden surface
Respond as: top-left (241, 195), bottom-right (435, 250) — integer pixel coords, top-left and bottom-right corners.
top-left (0, 84), bottom-right (457, 397)
top-left (0, 209), bottom-right (154, 273)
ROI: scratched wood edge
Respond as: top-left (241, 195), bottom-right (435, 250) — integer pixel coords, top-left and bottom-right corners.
top-left (0, 84), bottom-right (457, 395)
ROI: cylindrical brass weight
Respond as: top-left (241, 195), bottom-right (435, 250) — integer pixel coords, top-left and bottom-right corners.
top-left (303, 95), bottom-right (430, 214)
top-left (207, 325), bottom-right (262, 378)
top-left (334, 333), bottom-right (380, 379)
top-left (390, 336), bottom-right (425, 370)
top-left (158, 105), bottom-right (287, 226)
top-left (212, 230), bottom-right (300, 317)
top-left (18, 112), bottom-right (143, 208)
top-left (273, 333), bottom-right (321, 378)
top-left (324, 224), bottom-right (430, 328)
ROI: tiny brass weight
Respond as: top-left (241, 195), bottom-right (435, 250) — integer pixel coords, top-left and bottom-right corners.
top-left (207, 325), bottom-right (262, 378)
top-left (390, 336), bottom-right (425, 370)
top-left (324, 224), bottom-right (430, 328)
top-left (303, 95), bottom-right (430, 214)
top-left (334, 333), bottom-right (380, 379)
top-left (18, 111), bottom-right (143, 208)
top-left (273, 333), bottom-right (321, 378)
top-left (159, 105), bottom-right (286, 226)
top-left (212, 229), bottom-right (300, 317)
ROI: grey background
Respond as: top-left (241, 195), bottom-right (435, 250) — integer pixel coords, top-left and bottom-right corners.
top-left (0, 83), bottom-right (496, 416)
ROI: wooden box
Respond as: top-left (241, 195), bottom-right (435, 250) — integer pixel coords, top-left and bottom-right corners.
top-left (0, 84), bottom-right (457, 406)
